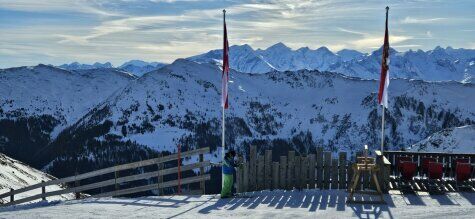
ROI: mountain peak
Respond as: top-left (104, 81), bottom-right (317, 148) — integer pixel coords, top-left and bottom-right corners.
top-left (266, 42), bottom-right (291, 52)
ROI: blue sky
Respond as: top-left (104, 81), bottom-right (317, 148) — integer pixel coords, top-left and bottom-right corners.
top-left (0, 0), bottom-right (474, 68)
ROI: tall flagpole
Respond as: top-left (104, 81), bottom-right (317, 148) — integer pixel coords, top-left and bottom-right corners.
top-left (221, 9), bottom-right (226, 161)
top-left (381, 6), bottom-right (389, 154)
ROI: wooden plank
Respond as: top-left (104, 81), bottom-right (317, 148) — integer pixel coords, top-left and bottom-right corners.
top-left (339, 152), bottom-right (347, 189)
top-left (93, 174), bottom-right (210, 199)
top-left (272, 162), bottom-right (279, 190)
top-left (199, 153), bottom-right (205, 194)
top-left (279, 156), bottom-right (287, 190)
top-left (347, 162), bottom-right (354, 191)
top-left (287, 151), bottom-right (295, 189)
top-left (264, 150), bottom-right (272, 190)
top-left (236, 164), bottom-right (242, 193)
top-left (294, 155), bottom-right (301, 190)
top-left (316, 147), bottom-right (324, 189)
top-left (257, 155), bottom-right (265, 190)
top-left (249, 145), bottom-right (257, 191)
top-left (323, 151), bottom-right (331, 189)
top-left (0, 147), bottom-right (210, 199)
top-left (331, 158), bottom-right (338, 189)
top-left (308, 154), bottom-right (316, 189)
top-left (243, 162), bottom-right (249, 192)
top-left (3, 161), bottom-right (211, 206)
top-left (300, 156), bottom-right (308, 190)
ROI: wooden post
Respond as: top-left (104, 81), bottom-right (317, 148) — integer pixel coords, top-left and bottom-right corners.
top-left (339, 152), bottom-right (347, 189)
top-left (249, 145), bottom-right (257, 191)
top-left (115, 168), bottom-right (119, 192)
top-left (243, 162), bottom-right (249, 192)
top-left (294, 155), bottom-right (301, 190)
top-left (287, 151), bottom-right (295, 189)
top-left (272, 162), bottom-right (279, 190)
top-left (157, 154), bottom-right (164, 195)
top-left (301, 156), bottom-right (308, 190)
top-left (199, 153), bottom-right (206, 194)
top-left (308, 154), bottom-right (316, 189)
top-left (10, 188), bottom-right (14, 203)
top-left (257, 155), bottom-right (265, 190)
top-left (75, 172), bottom-right (80, 200)
top-left (265, 150), bottom-right (272, 190)
top-left (41, 180), bottom-right (46, 201)
top-left (316, 147), bottom-right (324, 189)
top-left (324, 151), bottom-right (331, 189)
top-left (331, 158), bottom-right (338, 189)
top-left (279, 156), bottom-right (287, 190)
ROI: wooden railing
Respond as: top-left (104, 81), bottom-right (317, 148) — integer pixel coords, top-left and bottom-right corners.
top-left (384, 151), bottom-right (475, 178)
top-left (235, 146), bottom-right (391, 193)
top-left (0, 147), bottom-right (210, 206)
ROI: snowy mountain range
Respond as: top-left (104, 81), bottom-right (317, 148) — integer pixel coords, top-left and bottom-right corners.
top-left (189, 43), bottom-right (475, 82)
top-left (1, 47), bottom-right (475, 186)
top-left (58, 60), bottom-right (166, 77)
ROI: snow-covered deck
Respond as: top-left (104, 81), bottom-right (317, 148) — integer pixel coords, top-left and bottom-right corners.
top-left (1, 190), bottom-right (475, 218)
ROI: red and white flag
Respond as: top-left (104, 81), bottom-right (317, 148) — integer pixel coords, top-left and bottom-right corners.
top-left (378, 7), bottom-right (390, 108)
top-left (222, 12), bottom-right (230, 109)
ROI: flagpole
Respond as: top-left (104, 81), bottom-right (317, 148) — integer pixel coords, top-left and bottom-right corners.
top-left (381, 6), bottom-right (389, 154)
top-left (381, 105), bottom-right (385, 153)
top-left (221, 9), bottom-right (226, 161)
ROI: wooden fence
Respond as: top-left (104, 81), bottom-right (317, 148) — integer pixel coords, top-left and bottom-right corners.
top-left (236, 146), bottom-right (391, 193)
top-left (0, 147), bottom-right (211, 206)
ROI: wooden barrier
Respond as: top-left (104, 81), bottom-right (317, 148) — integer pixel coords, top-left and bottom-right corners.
top-left (1, 147), bottom-right (211, 206)
top-left (236, 147), bottom-right (390, 193)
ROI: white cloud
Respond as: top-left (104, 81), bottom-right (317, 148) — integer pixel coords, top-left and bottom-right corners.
top-left (401, 17), bottom-right (447, 24)
top-left (352, 35), bottom-right (413, 49)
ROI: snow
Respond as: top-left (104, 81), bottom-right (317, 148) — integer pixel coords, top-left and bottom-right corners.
top-left (1, 190), bottom-right (474, 218)
top-left (0, 153), bottom-right (74, 204)
top-left (409, 125), bottom-right (475, 153)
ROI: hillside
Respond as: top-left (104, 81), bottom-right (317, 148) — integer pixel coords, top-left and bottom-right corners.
top-left (0, 153), bottom-right (74, 204)
top-left (409, 125), bottom-right (475, 153)
top-left (0, 65), bottom-right (136, 164)
top-left (40, 59), bottom-right (475, 180)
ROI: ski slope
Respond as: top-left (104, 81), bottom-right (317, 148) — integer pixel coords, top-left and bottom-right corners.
top-left (1, 190), bottom-right (474, 218)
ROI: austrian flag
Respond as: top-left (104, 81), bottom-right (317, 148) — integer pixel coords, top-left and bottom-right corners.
top-left (378, 7), bottom-right (390, 108)
top-left (222, 12), bottom-right (229, 109)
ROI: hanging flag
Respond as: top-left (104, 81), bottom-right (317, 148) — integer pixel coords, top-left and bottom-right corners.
top-left (378, 6), bottom-right (390, 108)
top-left (222, 10), bottom-right (230, 109)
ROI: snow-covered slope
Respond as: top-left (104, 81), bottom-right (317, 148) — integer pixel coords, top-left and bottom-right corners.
top-left (45, 59), bottom-right (475, 175)
top-left (0, 65), bottom-right (136, 126)
top-left (408, 125), bottom-right (475, 153)
top-left (0, 153), bottom-right (74, 204)
top-left (188, 43), bottom-right (475, 82)
top-left (0, 65), bottom-right (137, 165)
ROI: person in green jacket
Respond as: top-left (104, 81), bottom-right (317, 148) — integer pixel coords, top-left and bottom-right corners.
top-left (221, 150), bottom-right (238, 198)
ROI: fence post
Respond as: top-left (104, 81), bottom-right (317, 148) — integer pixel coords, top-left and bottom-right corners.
top-left (331, 158), bottom-right (338, 189)
top-left (300, 156), bottom-right (308, 189)
top-left (316, 147), bottom-right (324, 189)
top-left (199, 153), bottom-right (206, 194)
top-left (10, 188), bottom-right (14, 203)
top-left (156, 154), bottom-right (164, 195)
top-left (339, 152), bottom-right (347, 189)
top-left (114, 167), bottom-right (119, 193)
top-left (75, 172), bottom-right (80, 199)
top-left (279, 156), bottom-right (287, 190)
top-left (265, 150), bottom-right (272, 190)
top-left (287, 151), bottom-right (295, 189)
top-left (41, 180), bottom-right (46, 201)
top-left (376, 151), bottom-right (390, 193)
top-left (243, 162), bottom-right (249, 192)
top-left (323, 151), bottom-right (331, 189)
top-left (308, 154), bottom-right (316, 189)
top-left (272, 162), bottom-right (279, 190)
top-left (294, 155), bottom-right (301, 190)
top-left (249, 145), bottom-right (257, 191)
top-left (257, 155), bottom-right (265, 190)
